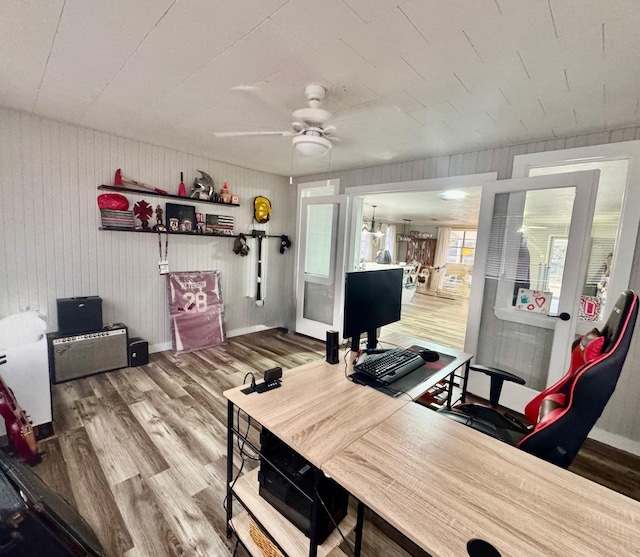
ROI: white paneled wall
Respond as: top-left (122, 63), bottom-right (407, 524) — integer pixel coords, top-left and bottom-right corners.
top-left (0, 108), bottom-right (293, 351)
top-left (299, 125), bottom-right (640, 447)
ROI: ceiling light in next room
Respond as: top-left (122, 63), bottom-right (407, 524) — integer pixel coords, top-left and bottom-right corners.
top-left (440, 190), bottom-right (467, 201)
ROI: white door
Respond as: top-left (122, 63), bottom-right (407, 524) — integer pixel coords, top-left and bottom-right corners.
top-left (465, 170), bottom-right (600, 412)
top-left (295, 195), bottom-right (348, 339)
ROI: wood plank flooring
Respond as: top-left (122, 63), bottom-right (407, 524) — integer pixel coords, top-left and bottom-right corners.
top-left (32, 328), bottom-right (640, 557)
top-left (381, 291), bottom-right (469, 350)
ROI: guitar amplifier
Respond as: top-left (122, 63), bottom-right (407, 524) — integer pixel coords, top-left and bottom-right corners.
top-left (49, 325), bottom-right (128, 383)
top-left (56, 296), bottom-right (103, 334)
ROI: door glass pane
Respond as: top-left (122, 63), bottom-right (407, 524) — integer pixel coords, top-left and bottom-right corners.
top-left (303, 282), bottom-right (333, 324)
top-left (302, 202), bottom-right (338, 324)
top-left (305, 204), bottom-right (335, 278)
top-left (478, 187), bottom-right (575, 391)
top-left (528, 159), bottom-right (628, 321)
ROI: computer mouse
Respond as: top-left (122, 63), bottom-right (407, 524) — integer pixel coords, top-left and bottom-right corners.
top-left (419, 349), bottom-right (439, 362)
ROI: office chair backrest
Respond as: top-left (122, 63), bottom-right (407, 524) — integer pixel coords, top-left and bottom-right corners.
top-left (517, 290), bottom-right (638, 468)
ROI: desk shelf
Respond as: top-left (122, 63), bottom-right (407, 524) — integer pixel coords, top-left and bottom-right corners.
top-left (231, 469), bottom-right (355, 557)
top-left (416, 380), bottom-right (463, 410)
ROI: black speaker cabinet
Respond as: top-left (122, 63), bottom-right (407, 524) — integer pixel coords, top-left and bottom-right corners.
top-left (49, 325), bottom-right (128, 383)
top-left (128, 337), bottom-right (149, 367)
top-left (57, 296), bottom-right (103, 334)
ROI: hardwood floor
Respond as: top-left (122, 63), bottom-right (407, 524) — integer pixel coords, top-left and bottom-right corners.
top-left (32, 328), bottom-right (640, 557)
top-left (381, 290), bottom-right (469, 350)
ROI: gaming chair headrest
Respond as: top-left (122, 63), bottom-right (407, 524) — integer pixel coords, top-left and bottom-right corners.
top-left (600, 290), bottom-right (637, 352)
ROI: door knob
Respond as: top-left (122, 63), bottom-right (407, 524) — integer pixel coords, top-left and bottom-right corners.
top-left (550, 312), bottom-right (571, 321)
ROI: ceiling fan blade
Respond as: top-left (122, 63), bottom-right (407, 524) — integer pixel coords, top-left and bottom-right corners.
top-left (214, 131), bottom-right (295, 138)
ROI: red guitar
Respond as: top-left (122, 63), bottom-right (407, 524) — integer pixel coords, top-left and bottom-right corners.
top-left (0, 355), bottom-right (41, 465)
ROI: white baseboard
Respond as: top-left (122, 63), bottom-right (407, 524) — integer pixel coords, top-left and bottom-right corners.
top-left (588, 427), bottom-right (640, 457)
top-left (148, 325), bottom-right (279, 354)
top-left (226, 324), bottom-right (273, 338)
top-left (149, 342), bottom-right (172, 354)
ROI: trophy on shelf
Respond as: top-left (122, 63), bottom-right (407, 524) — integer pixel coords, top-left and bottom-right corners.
top-left (153, 205), bottom-right (166, 231)
top-left (133, 200), bottom-right (152, 230)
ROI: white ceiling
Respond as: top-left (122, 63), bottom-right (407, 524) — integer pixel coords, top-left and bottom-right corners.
top-left (362, 188), bottom-right (482, 227)
top-left (3, 0), bottom-right (639, 177)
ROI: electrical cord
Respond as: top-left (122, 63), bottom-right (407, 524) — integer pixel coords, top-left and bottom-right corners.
top-left (312, 487), bottom-right (357, 557)
top-left (224, 376), bottom-right (260, 514)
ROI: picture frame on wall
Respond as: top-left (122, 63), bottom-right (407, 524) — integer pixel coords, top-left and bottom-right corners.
top-left (166, 203), bottom-right (196, 233)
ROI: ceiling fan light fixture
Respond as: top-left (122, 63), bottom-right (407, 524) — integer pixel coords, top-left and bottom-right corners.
top-left (293, 134), bottom-right (331, 157)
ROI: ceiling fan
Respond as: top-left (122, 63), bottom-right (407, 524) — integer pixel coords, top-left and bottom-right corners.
top-left (214, 84), bottom-right (338, 157)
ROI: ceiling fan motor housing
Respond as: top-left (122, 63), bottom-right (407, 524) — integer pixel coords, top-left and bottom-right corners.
top-left (304, 84), bottom-right (326, 108)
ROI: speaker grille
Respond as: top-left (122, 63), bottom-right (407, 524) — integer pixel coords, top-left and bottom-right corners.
top-left (52, 328), bottom-right (128, 383)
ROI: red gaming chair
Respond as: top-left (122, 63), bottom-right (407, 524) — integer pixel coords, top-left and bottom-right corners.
top-left (440, 290), bottom-right (638, 468)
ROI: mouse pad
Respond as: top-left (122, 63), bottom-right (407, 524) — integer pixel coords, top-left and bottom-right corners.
top-left (350, 345), bottom-right (455, 398)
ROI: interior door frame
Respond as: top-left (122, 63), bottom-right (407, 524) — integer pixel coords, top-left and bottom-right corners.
top-left (344, 174), bottom-right (498, 262)
top-left (295, 194), bottom-right (348, 339)
top-left (464, 170), bottom-right (600, 411)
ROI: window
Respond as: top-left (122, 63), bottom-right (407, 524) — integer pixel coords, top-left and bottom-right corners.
top-left (513, 141), bottom-right (640, 332)
top-left (446, 230), bottom-right (477, 264)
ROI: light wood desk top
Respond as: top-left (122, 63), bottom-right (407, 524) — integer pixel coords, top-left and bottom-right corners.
top-left (224, 340), bottom-right (472, 467)
top-left (323, 402), bottom-right (640, 557)
top-left (224, 355), bottom-right (407, 467)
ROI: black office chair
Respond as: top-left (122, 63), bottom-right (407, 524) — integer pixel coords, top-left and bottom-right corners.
top-left (440, 290), bottom-right (638, 468)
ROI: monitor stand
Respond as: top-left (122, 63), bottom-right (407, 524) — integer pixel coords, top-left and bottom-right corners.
top-left (350, 330), bottom-right (378, 352)
top-left (366, 330), bottom-right (377, 350)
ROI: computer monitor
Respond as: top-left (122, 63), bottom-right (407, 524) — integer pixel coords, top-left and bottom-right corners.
top-left (343, 267), bottom-right (403, 351)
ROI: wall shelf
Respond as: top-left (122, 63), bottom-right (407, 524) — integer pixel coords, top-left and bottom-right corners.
top-left (99, 226), bottom-right (239, 237)
top-left (99, 227), bottom-right (286, 241)
top-left (98, 184), bottom-right (240, 206)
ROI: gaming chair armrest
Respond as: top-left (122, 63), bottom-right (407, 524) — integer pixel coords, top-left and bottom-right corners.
top-left (470, 365), bottom-right (526, 408)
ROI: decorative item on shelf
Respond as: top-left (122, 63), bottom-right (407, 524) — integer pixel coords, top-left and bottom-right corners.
top-left (133, 200), bottom-right (153, 230)
top-left (231, 194), bottom-right (239, 204)
top-left (178, 172), bottom-right (187, 197)
top-left (100, 209), bottom-right (135, 229)
top-left (166, 203), bottom-right (196, 233)
top-left (114, 168), bottom-right (167, 194)
top-left (219, 182), bottom-right (232, 203)
top-left (205, 214), bottom-right (234, 235)
top-left (191, 170), bottom-right (215, 200)
top-left (254, 196), bottom-right (271, 223)
top-left (153, 205), bottom-right (166, 231)
top-left (195, 213), bottom-right (205, 234)
top-left (97, 193), bottom-right (129, 210)
top-left (397, 218), bottom-right (412, 242)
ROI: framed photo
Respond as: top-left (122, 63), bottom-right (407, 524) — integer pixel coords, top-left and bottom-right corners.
top-left (206, 214), bottom-right (235, 235)
top-left (166, 203), bottom-right (196, 233)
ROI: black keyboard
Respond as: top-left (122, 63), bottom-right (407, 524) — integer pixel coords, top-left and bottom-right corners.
top-left (354, 348), bottom-right (424, 385)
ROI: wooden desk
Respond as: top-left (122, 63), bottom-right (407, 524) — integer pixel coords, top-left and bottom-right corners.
top-left (224, 355), bottom-right (406, 468)
top-left (225, 342), bottom-right (471, 466)
top-left (323, 402), bottom-right (640, 557)
top-left (224, 346), bottom-right (476, 557)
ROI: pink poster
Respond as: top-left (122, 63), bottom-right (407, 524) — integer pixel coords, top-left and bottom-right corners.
top-left (167, 271), bottom-right (225, 353)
